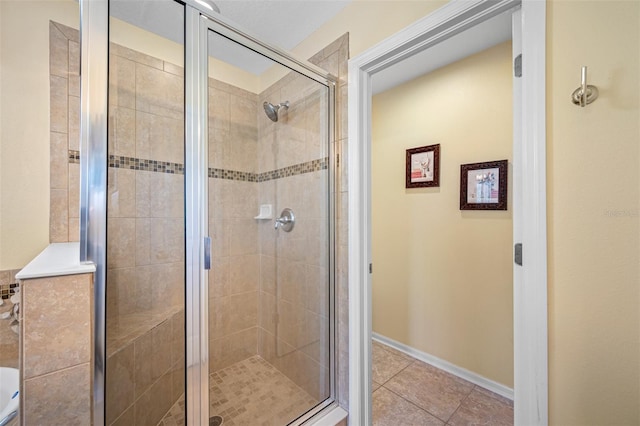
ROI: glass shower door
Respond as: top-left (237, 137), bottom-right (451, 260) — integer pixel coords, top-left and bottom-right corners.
top-left (99, 2), bottom-right (334, 424)
top-left (105, 1), bottom-right (186, 424)
top-left (205, 26), bottom-right (334, 425)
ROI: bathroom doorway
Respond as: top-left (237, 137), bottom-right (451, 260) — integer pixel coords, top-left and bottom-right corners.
top-left (348, 1), bottom-right (548, 424)
top-left (370, 30), bottom-right (515, 425)
top-left (82, 1), bottom-right (338, 424)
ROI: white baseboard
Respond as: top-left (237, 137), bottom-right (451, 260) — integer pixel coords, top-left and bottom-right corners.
top-left (372, 332), bottom-right (514, 400)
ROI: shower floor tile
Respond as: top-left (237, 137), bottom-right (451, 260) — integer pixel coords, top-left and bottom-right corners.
top-left (209, 356), bottom-right (317, 426)
top-left (158, 355), bottom-right (317, 426)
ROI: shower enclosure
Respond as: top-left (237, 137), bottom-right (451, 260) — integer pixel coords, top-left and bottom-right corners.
top-left (203, 28), bottom-right (333, 425)
top-left (84, 1), bottom-right (336, 424)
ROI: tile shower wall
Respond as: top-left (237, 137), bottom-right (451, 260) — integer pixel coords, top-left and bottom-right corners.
top-left (257, 71), bottom-right (330, 401)
top-left (48, 21), bottom-right (185, 425)
top-left (308, 34), bottom-right (350, 409)
top-left (206, 65), bottom-right (334, 402)
top-left (105, 42), bottom-right (185, 425)
top-left (207, 78), bottom-right (260, 372)
top-left (207, 33), bottom-right (350, 406)
top-left (49, 22), bottom-right (80, 243)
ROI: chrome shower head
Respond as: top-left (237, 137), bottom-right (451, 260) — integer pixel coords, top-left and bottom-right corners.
top-left (263, 101), bottom-right (289, 122)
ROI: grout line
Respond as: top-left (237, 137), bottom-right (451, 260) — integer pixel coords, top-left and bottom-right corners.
top-left (373, 333), bottom-right (513, 400)
top-left (374, 340), bottom-right (489, 425)
top-left (375, 358), bottom-right (414, 387)
top-left (380, 382), bottom-right (449, 424)
top-left (22, 361), bottom-right (91, 381)
top-left (372, 343), bottom-right (422, 413)
top-left (444, 384), bottom-right (475, 424)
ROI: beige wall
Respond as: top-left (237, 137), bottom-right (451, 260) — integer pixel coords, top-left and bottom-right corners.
top-left (372, 41), bottom-right (513, 387)
top-left (290, 1), bottom-right (446, 62)
top-left (0, 1), bottom-right (259, 271)
top-left (0, 1), bottom-right (3, 262)
top-left (0, 0), bottom-right (79, 270)
top-left (303, 0), bottom-right (639, 422)
top-left (547, 1), bottom-right (639, 424)
top-left (2, 0), bottom-right (638, 422)
top-left (0, 0), bottom-right (445, 269)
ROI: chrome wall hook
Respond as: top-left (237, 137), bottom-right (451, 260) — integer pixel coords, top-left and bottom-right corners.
top-left (571, 66), bottom-right (599, 107)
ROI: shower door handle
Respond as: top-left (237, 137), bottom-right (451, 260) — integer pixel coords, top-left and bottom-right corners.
top-left (204, 236), bottom-right (211, 270)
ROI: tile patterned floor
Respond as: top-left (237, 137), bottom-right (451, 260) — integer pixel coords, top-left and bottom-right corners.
top-left (372, 340), bottom-right (514, 426)
top-left (159, 355), bottom-right (317, 426)
top-left (160, 343), bottom-right (511, 425)
top-left (208, 356), bottom-right (317, 425)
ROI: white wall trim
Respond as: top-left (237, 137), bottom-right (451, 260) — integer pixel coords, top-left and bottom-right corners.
top-left (373, 333), bottom-right (514, 401)
top-left (348, 1), bottom-right (547, 425)
top-left (515, 2), bottom-right (548, 424)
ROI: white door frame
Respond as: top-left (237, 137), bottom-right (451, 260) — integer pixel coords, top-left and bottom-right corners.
top-left (347, 1), bottom-right (548, 424)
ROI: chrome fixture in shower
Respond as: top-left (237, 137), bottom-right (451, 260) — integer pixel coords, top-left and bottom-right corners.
top-left (263, 101), bottom-right (289, 122)
top-left (274, 208), bottom-right (295, 232)
top-left (195, 0), bottom-right (220, 13)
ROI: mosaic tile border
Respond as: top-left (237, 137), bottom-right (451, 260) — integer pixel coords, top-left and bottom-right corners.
top-left (69, 150), bottom-right (80, 164)
top-left (69, 150), bottom-right (327, 182)
top-left (0, 283), bottom-right (19, 300)
top-left (258, 158), bottom-right (328, 182)
top-left (208, 167), bottom-right (254, 181)
top-left (109, 155), bottom-right (185, 174)
top-left (208, 158), bottom-right (328, 182)
top-left (0, 270), bottom-right (19, 300)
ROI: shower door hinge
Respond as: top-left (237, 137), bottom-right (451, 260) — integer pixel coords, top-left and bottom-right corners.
top-left (369, 263), bottom-right (373, 274)
top-left (336, 153), bottom-right (340, 167)
top-left (514, 54), bottom-right (522, 78)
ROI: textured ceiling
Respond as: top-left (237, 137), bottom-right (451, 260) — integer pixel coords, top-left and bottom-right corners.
top-left (110, 1), bottom-right (512, 92)
top-left (214, 1), bottom-right (350, 50)
top-left (372, 10), bottom-right (513, 94)
top-left (111, 0), bottom-right (351, 74)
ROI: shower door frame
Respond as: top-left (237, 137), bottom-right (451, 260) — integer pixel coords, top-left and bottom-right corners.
top-left (80, 1), bottom-right (339, 424)
top-left (196, 10), bottom-right (338, 425)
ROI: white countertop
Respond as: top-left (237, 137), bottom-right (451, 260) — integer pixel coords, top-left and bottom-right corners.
top-left (15, 242), bottom-right (96, 280)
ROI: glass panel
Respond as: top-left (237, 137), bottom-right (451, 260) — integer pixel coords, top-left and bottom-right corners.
top-left (106, 1), bottom-right (185, 424)
top-left (207, 30), bottom-right (331, 425)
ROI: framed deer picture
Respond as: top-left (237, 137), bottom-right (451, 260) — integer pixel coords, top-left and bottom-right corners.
top-left (405, 144), bottom-right (440, 188)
